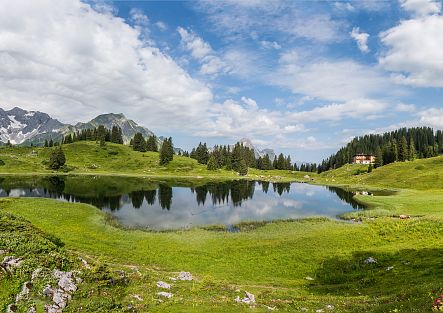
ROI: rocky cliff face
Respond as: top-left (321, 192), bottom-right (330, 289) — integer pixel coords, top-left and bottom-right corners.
top-left (0, 108), bottom-right (155, 145)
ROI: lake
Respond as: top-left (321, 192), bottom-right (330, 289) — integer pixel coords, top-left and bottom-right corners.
top-left (0, 175), bottom-right (363, 230)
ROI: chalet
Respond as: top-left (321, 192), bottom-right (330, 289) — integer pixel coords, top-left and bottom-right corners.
top-left (352, 154), bottom-right (375, 165)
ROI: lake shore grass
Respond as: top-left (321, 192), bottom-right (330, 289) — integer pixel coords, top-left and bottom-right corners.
top-left (1, 142), bottom-right (443, 312)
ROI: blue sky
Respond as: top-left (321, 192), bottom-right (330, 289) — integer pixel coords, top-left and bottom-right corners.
top-left (1, 0), bottom-right (443, 162)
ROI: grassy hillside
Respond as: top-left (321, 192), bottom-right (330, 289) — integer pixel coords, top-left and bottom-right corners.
top-left (316, 156), bottom-right (443, 190)
top-left (1, 145), bottom-right (443, 311)
top-left (2, 198), bottom-right (443, 312)
top-left (0, 141), bottom-right (307, 182)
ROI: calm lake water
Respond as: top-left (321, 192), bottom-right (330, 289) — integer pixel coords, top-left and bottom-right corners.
top-left (0, 176), bottom-right (363, 230)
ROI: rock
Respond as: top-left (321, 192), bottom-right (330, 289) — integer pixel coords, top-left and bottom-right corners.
top-left (316, 310), bottom-right (324, 313)
top-left (58, 275), bottom-right (77, 293)
top-left (157, 292), bottom-right (173, 298)
top-left (156, 281), bottom-right (171, 289)
top-left (168, 276), bottom-right (177, 281)
top-left (326, 304), bottom-right (334, 310)
top-left (265, 305), bottom-right (276, 311)
top-left (177, 271), bottom-right (193, 281)
top-left (0, 250), bottom-right (7, 255)
top-left (304, 175), bottom-right (310, 179)
top-left (53, 290), bottom-right (71, 309)
top-left (7, 304), bottom-right (17, 313)
top-left (43, 285), bottom-right (55, 297)
top-left (399, 214), bottom-right (410, 219)
top-left (235, 291), bottom-right (256, 304)
top-left (45, 304), bottom-right (62, 313)
top-left (1, 256), bottom-right (23, 272)
top-left (386, 266), bottom-right (394, 271)
top-left (305, 276), bottom-right (314, 281)
top-left (364, 257), bottom-right (377, 264)
top-left (28, 306), bottom-right (37, 313)
top-left (16, 281), bottom-right (32, 302)
top-left (80, 258), bottom-right (91, 269)
top-left (31, 268), bottom-right (43, 281)
top-left (132, 294), bottom-right (143, 301)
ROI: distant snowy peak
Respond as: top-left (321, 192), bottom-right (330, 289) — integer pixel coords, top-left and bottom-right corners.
top-left (0, 107), bottom-right (156, 146)
top-left (238, 138), bottom-right (276, 160)
top-left (0, 107), bottom-right (64, 145)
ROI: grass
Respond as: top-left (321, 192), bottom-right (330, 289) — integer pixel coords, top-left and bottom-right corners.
top-left (1, 144), bottom-right (443, 311)
top-left (0, 141), bottom-right (307, 183)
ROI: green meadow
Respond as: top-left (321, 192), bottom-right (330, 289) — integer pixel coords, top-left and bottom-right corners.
top-left (1, 142), bottom-right (443, 312)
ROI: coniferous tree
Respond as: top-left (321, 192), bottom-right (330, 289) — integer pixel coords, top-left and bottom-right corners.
top-left (159, 137), bottom-right (174, 165)
top-left (49, 147), bottom-right (66, 170)
top-left (146, 135), bottom-right (158, 152)
top-left (238, 159), bottom-right (248, 176)
top-left (374, 146), bottom-right (383, 168)
top-left (49, 139), bottom-right (54, 147)
top-left (111, 126), bottom-right (123, 144)
top-left (132, 133), bottom-right (146, 152)
top-left (207, 155), bottom-right (218, 171)
top-left (399, 136), bottom-right (409, 161)
top-left (409, 137), bottom-right (417, 161)
top-left (44, 139), bottom-right (48, 147)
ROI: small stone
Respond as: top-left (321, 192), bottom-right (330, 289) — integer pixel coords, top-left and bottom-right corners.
top-left (326, 304), bottom-right (334, 310)
top-left (386, 266), bottom-right (394, 271)
top-left (16, 281), bottom-right (32, 302)
top-left (31, 268), bottom-right (43, 281)
top-left (157, 292), bottom-right (173, 298)
top-left (28, 306), bottom-right (37, 313)
top-left (363, 257), bottom-right (377, 264)
top-left (316, 309), bottom-right (324, 313)
top-left (156, 281), bottom-right (171, 289)
top-left (7, 304), bottom-right (17, 313)
top-left (42, 285), bottom-right (54, 297)
top-left (45, 304), bottom-right (62, 313)
top-left (399, 214), bottom-right (410, 219)
top-left (80, 258), bottom-right (91, 269)
top-left (1, 256), bottom-right (23, 272)
top-left (305, 276), bottom-right (314, 281)
top-left (58, 276), bottom-right (77, 293)
top-left (132, 294), bottom-right (143, 301)
top-left (177, 271), bottom-right (193, 281)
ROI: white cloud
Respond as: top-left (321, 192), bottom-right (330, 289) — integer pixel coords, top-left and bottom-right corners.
top-left (130, 8), bottom-right (149, 26)
top-left (0, 0), bottom-right (213, 131)
top-left (379, 14), bottom-right (443, 87)
top-left (155, 21), bottom-right (168, 31)
top-left (274, 51), bottom-right (391, 102)
top-left (395, 103), bottom-right (415, 112)
top-left (400, 0), bottom-right (441, 16)
top-left (350, 27), bottom-right (370, 53)
top-left (289, 99), bottom-right (388, 123)
top-left (260, 40), bottom-right (281, 49)
top-left (194, 1), bottom-right (344, 43)
top-left (418, 108), bottom-right (443, 128)
top-left (177, 27), bottom-right (228, 75)
top-left (196, 98), bottom-right (307, 138)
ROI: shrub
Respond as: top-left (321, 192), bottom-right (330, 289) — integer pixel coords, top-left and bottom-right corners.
top-left (0, 159), bottom-right (5, 166)
top-left (48, 148), bottom-right (66, 170)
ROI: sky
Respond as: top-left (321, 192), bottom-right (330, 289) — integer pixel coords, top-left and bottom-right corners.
top-left (0, 0), bottom-right (443, 162)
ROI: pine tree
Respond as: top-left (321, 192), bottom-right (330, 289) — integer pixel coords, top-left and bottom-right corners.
top-left (409, 137), bottom-right (417, 161)
top-left (111, 126), bottom-right (123, 144)
top-left (159, 137), bottom-right (174, 165)
top-left (374, 146), bottom-right (383, 168)
top-left (132, 133), bottom-right (146, 152)
top-left (49, 139), bottom-right (54, 147)
top-left (49, 147), bottom-right (66, 170)
top-left (207, 155), bottom-right (218, 171)
top-left (44, 139), bottom-right (48, 147)
top-left (399, 136), bottom-right (408, 161)
top-left (238, 159), bottom-right (248, 176)
top-left (146, 135), bottom-right (158, 152)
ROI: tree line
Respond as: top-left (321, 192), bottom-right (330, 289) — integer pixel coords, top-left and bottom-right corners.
top-left (188, 142), bottom-right (295, 175)
top-left (61, 125), bottom-right (124, 145)
top-left (318, 127), bottom-right (443, 173)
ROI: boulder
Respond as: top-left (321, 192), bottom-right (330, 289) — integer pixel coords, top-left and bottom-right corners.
top-left (364, 257), bottom-right (377, 264)
top-left (15, 281), bottom-right (32, 302)
top-left (1, 256), bottom-right (23, 272)
top-left (177, 271), bottom-right (193, 281)
top-left (156, 281), bottom-right (171, 289)
top-left (157, 292), bottom-right (173, 298)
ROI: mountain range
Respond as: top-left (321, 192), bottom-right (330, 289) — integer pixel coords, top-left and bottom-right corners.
top-left (0, 107), bottom-right (275, 158)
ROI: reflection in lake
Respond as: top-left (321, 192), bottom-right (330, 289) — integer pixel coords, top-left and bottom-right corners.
top-left (0, 176), bottom-right (365, 230)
